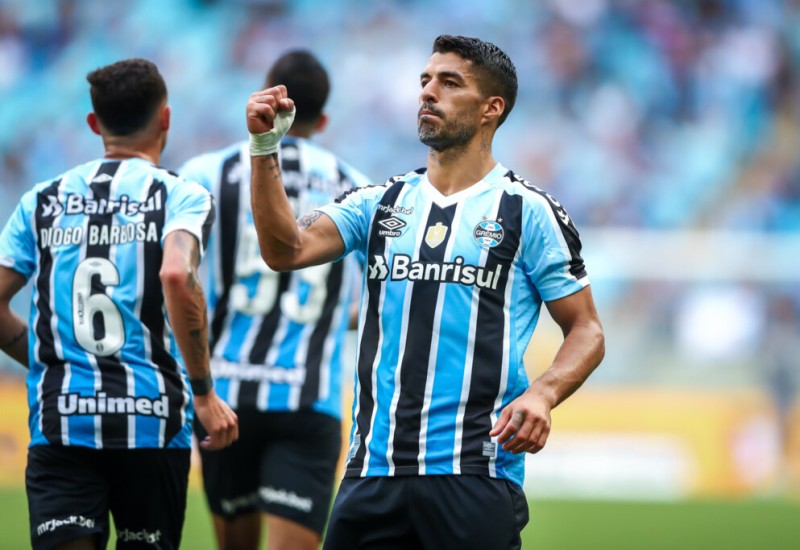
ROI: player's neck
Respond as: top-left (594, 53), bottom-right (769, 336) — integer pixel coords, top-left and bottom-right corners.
top-left (102, 140), bottom-right (161, 165)
top-left (426, 140), bottom-right (496, 196)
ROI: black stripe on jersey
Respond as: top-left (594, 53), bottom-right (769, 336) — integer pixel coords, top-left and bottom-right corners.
top-left (298, 259), bottom-right (345, 409)
top-left (209, 152), bottom-right (241, 353)
top-left (237, 378), bottom-right (260, 409)
top-left (391, 203), bottom-right (456, 471)
top-left (506, 170), bottom-right (586, 280)
top-left (140, 180), bottom-right (185, 445)
top-left (281, 142), bottom-right (301, 203)
top-left (238, 272), bottom-right (291, 408)
top-left (34, 179), bottom-right (66, 445)
top-left (281, 141), bottom-right (301, 175)
top-left (86, 162), bottom-right (131, 445)
top-left (246, 273), bottom-right (291, 366)
top-left (348, 179), bottom-right (406, 472)
top-left (200, 195), bottom-right (215, 252)
top-left (462, 192), bottom-right (523, 475)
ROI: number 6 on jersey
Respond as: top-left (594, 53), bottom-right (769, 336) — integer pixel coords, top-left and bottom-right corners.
top-left (72, 257), bottom-right (126, 356)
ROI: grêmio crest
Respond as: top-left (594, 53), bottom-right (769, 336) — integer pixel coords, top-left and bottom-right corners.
top-left (473, 219), bottom-right (504, 248)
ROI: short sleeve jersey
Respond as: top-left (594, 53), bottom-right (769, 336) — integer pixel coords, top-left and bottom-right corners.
top-left (318, 163), bottom-right (589, 487)
top-left (179, 137), bottom-right (369, 419)
top-left (0, 158), bottom-right (214, 450)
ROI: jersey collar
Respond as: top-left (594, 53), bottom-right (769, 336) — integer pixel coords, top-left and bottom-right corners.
top-left (420, 162), bottom-right (505, 207)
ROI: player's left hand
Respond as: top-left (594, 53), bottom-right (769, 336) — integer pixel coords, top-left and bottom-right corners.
top-left (489, 388), bottom-right (553, 454)
top-left (194, 391), bottom-right (239, 450)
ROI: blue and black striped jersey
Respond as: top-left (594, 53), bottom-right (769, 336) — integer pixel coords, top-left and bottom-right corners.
top-left (318, 163), bottom-right (589, 487)
top-left (179, 137), bottom-right (369, 420)
top-left (0, 158), bottom-right (214, 450)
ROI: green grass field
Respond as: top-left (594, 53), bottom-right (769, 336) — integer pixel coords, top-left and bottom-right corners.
top-left (1, 487), bottom-right (797, 549)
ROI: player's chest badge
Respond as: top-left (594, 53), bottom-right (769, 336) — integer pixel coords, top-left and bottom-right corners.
top-left (425, 222), bottom-right (448, 249)
top-left (473, 219), bottom-right (504, 248)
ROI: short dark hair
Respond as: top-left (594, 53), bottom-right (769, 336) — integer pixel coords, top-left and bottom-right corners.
top-left (86, 58), bottom-right (167, 136)
top-left (266, 50), bottom-right (329, 124)
top-left (432, 35), bottom-right (517, 127)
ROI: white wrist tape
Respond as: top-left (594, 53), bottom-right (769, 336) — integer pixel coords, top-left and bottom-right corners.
top-left (249, 107), bottom-right (296, 156)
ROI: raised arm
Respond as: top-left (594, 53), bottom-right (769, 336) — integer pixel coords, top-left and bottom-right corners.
top-left (490, 286), bottom-right (605, 454)
top-left (0, 266), bottom-right (28, 367)
top-left (247, 86), bottom-right (345, 271)
top-left (161, 230), bottom-right (238, 450)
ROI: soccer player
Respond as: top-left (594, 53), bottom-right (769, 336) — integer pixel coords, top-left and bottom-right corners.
top-left (0, 58), bottom-right (238, 550)
top-left (245, 35), bottom-right (605, 550)
top-left (179, 50), bottom-right (369, 550)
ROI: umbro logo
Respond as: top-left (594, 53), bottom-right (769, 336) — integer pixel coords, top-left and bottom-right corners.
top-left (377, 216), bottom-right (406, 238)
top-left (378, 217), bottom-right (406, 231)
top-left (92, 173), bottom-right (113, 183)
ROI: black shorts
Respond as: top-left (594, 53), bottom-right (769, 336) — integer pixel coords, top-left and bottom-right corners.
top-left (323, 475), bottom-right (529, 550)
top-left (196, 409), bottom-right (342, 535)
top-left (26, 445), bottom-right (190, 550)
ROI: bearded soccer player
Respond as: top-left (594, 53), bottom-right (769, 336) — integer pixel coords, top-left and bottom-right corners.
top-left (0, 58), bottom-right (238, 550)
top-left (245, 35), bottom-right (604, 550)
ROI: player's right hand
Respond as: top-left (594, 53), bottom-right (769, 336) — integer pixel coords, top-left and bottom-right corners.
top-left (246, 85), bottom-right (295, 135)
top-left (194, 392), bottom-right (239, 450)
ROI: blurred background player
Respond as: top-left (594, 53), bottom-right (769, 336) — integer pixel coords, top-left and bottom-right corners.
top-left (180, 49), bottom-right (370, 550)
top-left (245, 35), bottom-right (605, 550)
top-left (0, 58), bottom-right (238, 550)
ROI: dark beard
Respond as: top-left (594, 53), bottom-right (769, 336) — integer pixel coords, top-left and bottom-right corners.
top-left (418, 116), bottom-right (476, 152)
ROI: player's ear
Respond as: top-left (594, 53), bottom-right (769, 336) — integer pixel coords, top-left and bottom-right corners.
top-left (314, 113), bottom-right (329, 134)
top-left (481, 96), bottom-right (504, 127)
top-left (86, 112), bottom-right (102, 135)
top-left (160, 105), bottom-right (171, 132)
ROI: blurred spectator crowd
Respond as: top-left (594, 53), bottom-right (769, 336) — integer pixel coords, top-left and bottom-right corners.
top-left (1, 0), bottom-right (799, 230)
top-left (0, 0), bottom-right (798, 396)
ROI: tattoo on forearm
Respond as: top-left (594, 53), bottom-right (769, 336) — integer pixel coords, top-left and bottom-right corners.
top-left (188, 275), bottom-right (207, 335)
top-left (0, 328), bottom-right (25, 349)
top-left (189, 329), bottom-right (203, 346)
top-left (297, 210), bottom-right (322, 229)
top-left (186, 308), bottom-right (209, 362)
top-left (267, 157), bottom-right (282, 180)
top-left (173, 230), bottom-right (208, 359)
